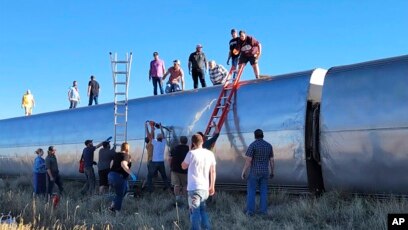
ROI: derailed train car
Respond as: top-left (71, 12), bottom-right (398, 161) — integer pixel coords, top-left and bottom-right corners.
top-left (0, 54), bottom-right (407, 195)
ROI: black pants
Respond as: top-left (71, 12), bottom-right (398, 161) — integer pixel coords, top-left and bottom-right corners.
top-left (192, 68), bottom-right (206, 89)
top-left (47, 173), bottom-right (63, 195)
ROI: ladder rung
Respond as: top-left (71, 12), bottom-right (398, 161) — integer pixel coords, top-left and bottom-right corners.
top-left (115, 113), bottom-right (126, 116)
top-left (115, 101), bottom-right (127, 105)
top-left (114, 71), bottom-right (128, 74)
top-left (212, 115), bottom-right (220, 118)
top-left (224, 87), bottom-right (233, 90)
top-left (115, 123), bottom-right (127, 126)
top-left (115, 82), bottom-right (126, 85)
top-left (217, 105), bottom-right (226, 109)
top-left (115, 92), bottom-right (126, 95)
top-left (112, 61), bottom-right (128, 64)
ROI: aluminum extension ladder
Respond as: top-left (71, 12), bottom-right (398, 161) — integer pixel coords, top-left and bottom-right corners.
top-left (109, 52), bottom-right (133, 148)
top-left (203, 65), bottom-right (245, 139)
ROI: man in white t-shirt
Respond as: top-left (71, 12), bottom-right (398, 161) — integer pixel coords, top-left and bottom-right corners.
top-left (182, 134), bottom-right (216, 230)
top-left (146, 123), bottom-right (171, 192)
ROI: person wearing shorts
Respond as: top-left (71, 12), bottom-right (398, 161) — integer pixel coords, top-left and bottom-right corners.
top-left (169, 136), bottom-right (189, 206)
top-left (236, 30), bottom-right (262, 79)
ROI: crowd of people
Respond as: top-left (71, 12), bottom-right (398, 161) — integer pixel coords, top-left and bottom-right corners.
top-left (31, 123), bottom-right (274, 229)
top-left (21, 29), bottom-right (262, 116)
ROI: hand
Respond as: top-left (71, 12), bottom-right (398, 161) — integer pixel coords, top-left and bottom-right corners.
top-left (227, 59), bottom-right (230, 65)
top-left (149, 76), bottom-right (152, 81)
top-left (93, 161), bottom-right (97, 165)
top-left (241, 172), bottom-right (246, 180)
top-left (189, 71), bottom-right (191, 75)
top-left (209, 187), bottom-right (215, 196)
top-left (50, 177), bottom-right (55, 182)
top-left (130, 172), bottom-right (137, 181)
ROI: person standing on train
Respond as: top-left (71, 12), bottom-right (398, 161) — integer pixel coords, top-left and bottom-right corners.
top-left (227, 29), bottom-right (240, 79)
top-left (241, 129), bottom-right (274, 216)
top-left (81, 139), bottom-right (105, 196)
top-left (188, 44), bottom-right (208, 89)
top-left (108, 142), bottom-right (136, 212)
top-left (87, 75), bottom-right (100, 106)
top-left (149, 51), bottom-right (166, 95)
top-left (33, 148), bottom-right (47, 196)
top-left (236, 30), bottom-right (262, 79)
top-left (98, 141), bottom-right (115, 194)
top-left (45, 146), bottom-right (64, 196)
top-left (21, 89), bottom-right (35, 116)
top-left (68, 80), bottom-right (80, 109)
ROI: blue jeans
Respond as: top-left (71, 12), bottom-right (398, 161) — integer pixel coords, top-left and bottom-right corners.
top-left (108, 171), bottom-right (128, 211)
top-left (147, 161), bottom-right (170, 191)
top-left (188, 190), bottom-right (210, 230)
top-left (231, 57), bottom-right (238, 79)
top-left (246, 172), bottom-right (269, 215)
top-left (81, 167), bottom-right (96, 195)
top-left (152, 77), bottom-right (164, 95)
top-left (88, 94), bottom-right (98, 105)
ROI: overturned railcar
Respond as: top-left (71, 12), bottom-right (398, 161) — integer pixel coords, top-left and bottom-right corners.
top-left (320, 55), bottom-right (408, 194)
top-left (0, 68), bottom-right (326, 194)
top-left (1, 54), bottom-right (407, 195)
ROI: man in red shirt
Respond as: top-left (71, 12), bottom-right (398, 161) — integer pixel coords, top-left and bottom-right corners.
top-left (236, 30), bottom-right (262, 79)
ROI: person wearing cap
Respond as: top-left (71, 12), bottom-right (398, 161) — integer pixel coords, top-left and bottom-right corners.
top-left (149, 52), bottom-right (166, 95)
top-left (68, 80), bottom-right (80, 109)
top-left (80, 139), bottom-right (106, 196)
top-left (87, 75), bottom-right (100, 106)
top-left (33, 148), bottom-right (47, 196)
top-left (162, 59), bottom-right (185, 93)
top-left (98, 141), bottom-right (115, 194)
top-left (241, 129), bottom-right (274, 216)
top-left (236, 30), bottom-right (262, 79)
top-left (227, 29), bottom-right (240, 78)
top-left (146, 122), bottom-right (171, 192)
top-left (208, 60), bottom-right (229, 85)
top-left (21, 89), bottom-right (35, 116)
top-left (188, 44), bottom-right (208, 89)
top-left (45, 146), bottom-right (64, 196)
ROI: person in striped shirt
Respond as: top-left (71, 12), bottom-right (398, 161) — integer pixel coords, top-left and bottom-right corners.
top-left (208, 60), bottom-right (228, 85)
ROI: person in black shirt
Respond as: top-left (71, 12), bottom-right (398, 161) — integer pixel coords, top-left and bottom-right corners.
top-left (169, 136), bottom-right (189, 205)
top-left (87, 75), bottom-right (100, 106)
top-left (108, 142), bottom-right (136, 212)
top-left (188, 44), bottom-right (208, 89)
top-left (227, 29), bottom-right (240, 78)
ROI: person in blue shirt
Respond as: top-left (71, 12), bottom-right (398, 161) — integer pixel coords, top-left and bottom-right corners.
top-left (33, 148), bottom-right (47, 196)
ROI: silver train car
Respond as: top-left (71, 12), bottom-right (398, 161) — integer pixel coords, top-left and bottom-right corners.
top-left (0, 54), bottom-right (407, 195)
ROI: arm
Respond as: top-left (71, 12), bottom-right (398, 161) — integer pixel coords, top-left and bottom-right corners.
top-left (209, 164), bottom-right (216, 195)
top-left (188, 55), bottom-right (192, 74)
top-left (95, 142), bottom-right (104, 149)
top-left (32, 96), bottom-right (35, 107)
top-left (87, 84), bottom-right (91, 96)
top-left (204, 54), bottom-right (208, 71)
top-left (145, 122), bottom-right (153, 140)
top-left (120, 160), bottom-right (133, 175)
top-left (241, 156), bottom-right (252, 179)
top-left (148, 62), bottom-right (152, 80)
top-left (160, 124), bottom-right (165, 139)
top-left (257, 43), bottom-right (262, 58)
top-left (269, 157), bottom-right (275, 177)
top-left (180, 69), bottom-right (185, 90)
top-left (162, 69), bottom-right (169, 81)
top-left (181, 161), bottom-right (188, 170)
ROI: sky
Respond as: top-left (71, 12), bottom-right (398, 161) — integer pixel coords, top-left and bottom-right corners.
top-left (0, 0), bottom-right (407, 120)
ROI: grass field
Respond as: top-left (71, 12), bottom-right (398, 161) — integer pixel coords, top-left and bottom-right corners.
top-left (0, 176), bottom-right (407, 230)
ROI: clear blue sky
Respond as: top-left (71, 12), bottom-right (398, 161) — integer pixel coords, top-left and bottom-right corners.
top-left (1, 0), bottom-right (407, 119)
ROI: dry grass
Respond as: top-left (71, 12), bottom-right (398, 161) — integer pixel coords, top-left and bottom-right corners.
top-left (0, 176), bottom-right (407, 229)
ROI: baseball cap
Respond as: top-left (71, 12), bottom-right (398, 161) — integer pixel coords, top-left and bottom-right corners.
top-left (173, 59), bottom-right (181, 65)
top-left (196, 44), bottom-right (203, 48)
top-left (48, 146), bottom-right (55, 152)
top-left (84, 139), bottom-right (93, 145)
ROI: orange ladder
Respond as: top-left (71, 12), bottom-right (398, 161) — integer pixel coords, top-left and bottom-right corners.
top-left (203, 65), bottom-right (245, 138)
